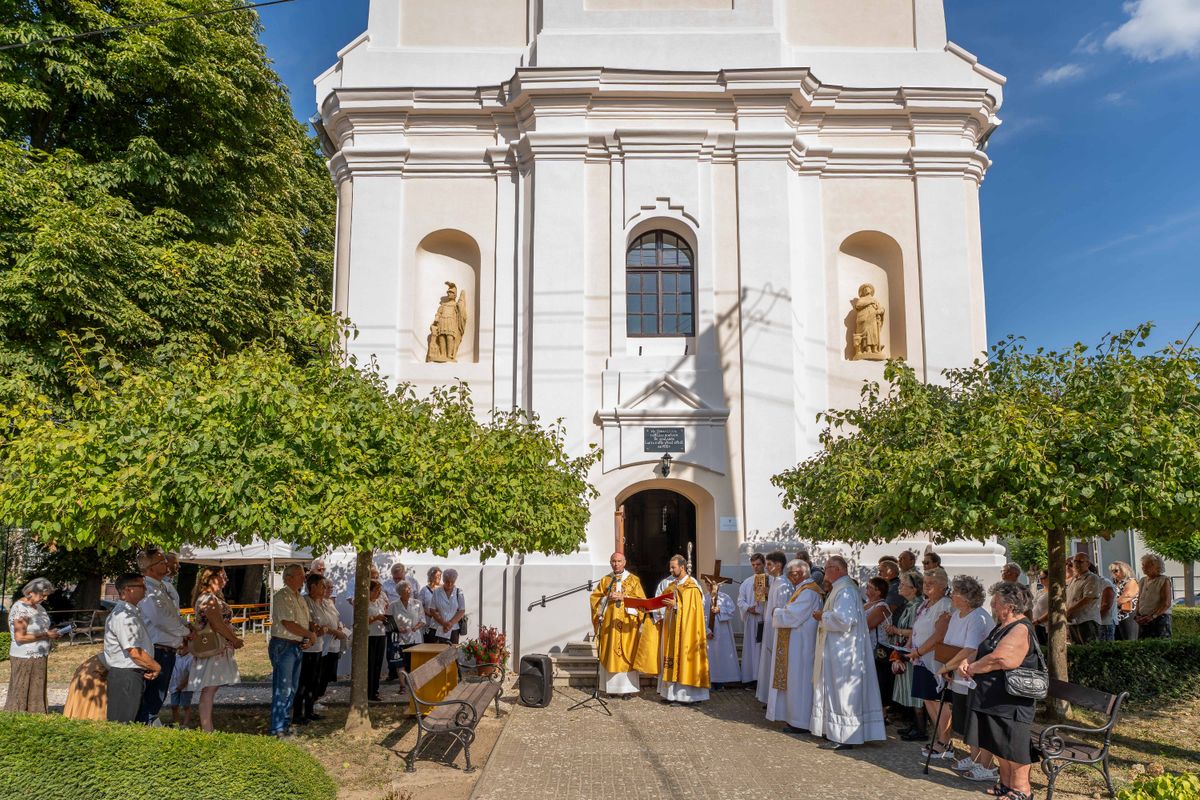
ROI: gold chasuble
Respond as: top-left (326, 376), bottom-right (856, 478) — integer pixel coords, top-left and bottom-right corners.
top-left (589, 573), bottom-right (659, 676)
top-left (660, 576), bottom-right (711, 689)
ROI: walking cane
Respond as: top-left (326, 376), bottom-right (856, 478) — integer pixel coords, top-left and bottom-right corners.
top-left (923, 682), bottom-right (951, 775)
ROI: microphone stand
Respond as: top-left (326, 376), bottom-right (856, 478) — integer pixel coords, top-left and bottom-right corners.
top-left (526, 578), bottom-right (613, 715)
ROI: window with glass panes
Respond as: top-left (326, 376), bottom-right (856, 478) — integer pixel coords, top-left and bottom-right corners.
top-left (625, 231), bottom-right (695, 337)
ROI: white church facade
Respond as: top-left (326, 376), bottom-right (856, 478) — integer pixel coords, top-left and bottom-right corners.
top-left (314, 0), bottom-right (1008, 660)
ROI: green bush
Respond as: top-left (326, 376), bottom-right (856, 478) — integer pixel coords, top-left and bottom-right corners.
top-left (0, 633), bottom-right (10, 662)
top-left (1068, 636), bottom-right (1200, 706)
top-left (0, 713), bottom-right (336, 800)
top-left (1116, 772), bottom-right (1200, 800)
top-left (1174, 607), bottom-right (1200, 638)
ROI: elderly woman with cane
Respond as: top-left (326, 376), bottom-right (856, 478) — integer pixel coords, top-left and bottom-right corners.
top-left (958, 581), bottom-right (1040, 800)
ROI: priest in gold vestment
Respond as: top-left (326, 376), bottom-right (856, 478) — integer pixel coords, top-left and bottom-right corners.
top-left (657, 554), bottom-right (710, 704)
top-left (590, 553), bottom-right (658, 697)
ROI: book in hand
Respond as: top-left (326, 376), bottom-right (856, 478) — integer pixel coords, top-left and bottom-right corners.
top-left (622, 594), bottom-right (673, 611)
top-left (55, 623), bottom-right (74, 636)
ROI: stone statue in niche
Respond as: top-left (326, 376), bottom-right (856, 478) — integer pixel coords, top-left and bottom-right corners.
top-left (851, 283), bottom-right (886, 361)
top-left (425, 281), bottom-right (469, 363)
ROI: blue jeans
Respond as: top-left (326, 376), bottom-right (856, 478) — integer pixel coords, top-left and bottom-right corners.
top-left (1099, 624), bottom-right (1116, 641)
top-left (269, 637), bottom-right (303, 734)
top-left (136, 646), bottom-right (176, 723)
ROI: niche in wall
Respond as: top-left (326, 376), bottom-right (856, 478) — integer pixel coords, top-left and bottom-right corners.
top-left (412, 229), bottom-right (480, 364)
top-left (837, 231), bottom-right (906, 362)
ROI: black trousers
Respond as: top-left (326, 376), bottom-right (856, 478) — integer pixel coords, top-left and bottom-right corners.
top-left (317, 652), bottom-right (340, 698)
top-left (293, 652), bottom-right (323, 721)
top-left (107, 667), bottom-right (146, 723)
top-left (874, 656), bottom-right (895, 713)
top-left (1069, 620), bottom-right (1099, 644)
top-left (1139, 615), bottom-right (1172, 639)
top-left (367, 636), bottom-right (384, 699)
top-left (136, 646), bottom-right (176, 724)
top-left (1115, 616), bottom-right (1139, 641)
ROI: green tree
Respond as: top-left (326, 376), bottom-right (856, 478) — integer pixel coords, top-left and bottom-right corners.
top-left (772, 325), bottom-right (1200, 688)
top-left (1004, 533), bottom-right (1048, 574)
top-left (0, 320), bottom-right (600, 731)
top-left (0, 1), bottom-right (336, 603)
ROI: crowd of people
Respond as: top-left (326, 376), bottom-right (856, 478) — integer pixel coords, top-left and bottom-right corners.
top-left (3, 552), bottom-right (474, 740)
top-left (589, 546), bottom-right (1178, 800)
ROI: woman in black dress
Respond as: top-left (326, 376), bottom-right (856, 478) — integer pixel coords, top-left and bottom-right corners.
top-left (957, 581), bottom-right (1038, 800)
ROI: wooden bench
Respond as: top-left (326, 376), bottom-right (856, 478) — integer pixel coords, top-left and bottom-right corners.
top-left (66, 609), bottom-right (108, 645)
top-left (400, 646), bottom-right (505, 774)
top-left (1032, 679), bottom-right (1128, 800)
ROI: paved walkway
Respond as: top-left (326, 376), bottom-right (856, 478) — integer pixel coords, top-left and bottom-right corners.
top-left (471, 685), bottom-right (987, 800)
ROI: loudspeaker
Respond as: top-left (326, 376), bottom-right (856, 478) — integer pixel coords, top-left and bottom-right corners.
top-left (518, 654), bottom-right (553, 707)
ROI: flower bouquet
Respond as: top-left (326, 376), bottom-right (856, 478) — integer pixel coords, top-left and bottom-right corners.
top-left (460, 625), bottom-right (510, 675)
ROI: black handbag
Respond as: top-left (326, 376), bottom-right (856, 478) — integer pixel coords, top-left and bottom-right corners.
top-left (1005, 622), bottom-right (1049, 700)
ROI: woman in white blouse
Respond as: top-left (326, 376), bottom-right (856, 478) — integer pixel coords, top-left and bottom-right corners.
top-left (365, 580), bottom-right (390, 702)
top-left (939, 575), bottom-right (996, 782)
top-left (389, 581), bottom-right (424, 679)
top-left (5, 578), bottom-right (61, 713)
top-left (314, 577), bottom-right (347, 705)
top-left (905, 568), bottom-right (953, 762)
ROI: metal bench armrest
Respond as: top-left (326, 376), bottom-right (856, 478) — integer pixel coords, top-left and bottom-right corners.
top-left (1037, 721), bottom-right (1110, 760)
top-left (458, 660), bottom-right (507, 685)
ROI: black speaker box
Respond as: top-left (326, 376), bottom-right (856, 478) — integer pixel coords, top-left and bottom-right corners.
top-left (518, 653), bottom-right (553, 707)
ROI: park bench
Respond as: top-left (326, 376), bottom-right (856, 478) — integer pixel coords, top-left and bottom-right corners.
top-left (400, 646), bottom-right (505, 774)
top-left (66, 609), bottom-right (108, 645)
top-left (1032, 678), bottom-right (1128, 800)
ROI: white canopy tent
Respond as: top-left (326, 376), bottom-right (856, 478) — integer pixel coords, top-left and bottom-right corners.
top-left (178, 537), bottom-right (316, 637)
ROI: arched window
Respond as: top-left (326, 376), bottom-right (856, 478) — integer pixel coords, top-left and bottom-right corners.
top-left (625, 231), bottom-right (695, 337)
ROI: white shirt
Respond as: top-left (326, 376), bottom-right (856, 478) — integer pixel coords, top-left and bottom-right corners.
top-left (271, 586), bottom-right (312, 642)
top-left (426, 585), bottom-right (466, 638)
top-left (103, 600), bottom-right (153, 670)
top-left (8, 599), bottom-right (52, 659)
top-left (912, 595), bottom-right (952, 672)
top-left (390, 597), bottom-right (425, 646)
top-left (1067, 571), bottom-right (1103, 625)
top-left (367, 596), bottom-right (390, 637)
top-left (1032, 586), bottom-right (1049, 622)
top-left (382, 574), bottom-right (421, 603)
top-left (944, 606), bottom-right (993, 693)
top-left (139, 575), bottom-right (191, 648)
top-left (306, 596), bottom-right (344, 653)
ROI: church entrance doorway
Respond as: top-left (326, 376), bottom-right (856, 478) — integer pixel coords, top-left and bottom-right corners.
top-left (620, 489), bottom-right (696, 594)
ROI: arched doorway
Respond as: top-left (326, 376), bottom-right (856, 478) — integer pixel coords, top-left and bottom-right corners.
top-left (621, 489), bottom-right (696, 593)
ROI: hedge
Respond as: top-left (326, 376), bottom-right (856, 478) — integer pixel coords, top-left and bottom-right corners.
top-left (0, 713), bottom-right (336, 800)
top-left (1068, 636), bottom-right (1200, 706)
top-left (0, 633), bottom-right (9, 662)
top-left (1174, 606), bottom-right (1200, 638)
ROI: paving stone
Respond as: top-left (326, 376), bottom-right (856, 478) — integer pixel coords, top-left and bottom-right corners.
top-left (471, 685), bottom-right (987, 800)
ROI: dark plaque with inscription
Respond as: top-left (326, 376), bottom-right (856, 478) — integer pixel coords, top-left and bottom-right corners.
top-left (644, 427), bottom-right (685, 453)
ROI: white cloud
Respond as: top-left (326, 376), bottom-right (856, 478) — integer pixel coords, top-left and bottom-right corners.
top-left (1106, 0), bottom-right (1200, 61)
top-left (1103, 91), bottom-right (1128, 104)
top-left (1075, 32), bottom-right (1104, 55)
top-left (1037, 63), bottom-right (1086, 84)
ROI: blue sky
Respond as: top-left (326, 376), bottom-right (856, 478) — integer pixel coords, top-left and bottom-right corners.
top-left (258, 0), bottom-right (1200, 353)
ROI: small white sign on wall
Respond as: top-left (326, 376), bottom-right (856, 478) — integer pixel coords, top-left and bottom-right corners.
top-left (719, 516), bottom-right (738, 532)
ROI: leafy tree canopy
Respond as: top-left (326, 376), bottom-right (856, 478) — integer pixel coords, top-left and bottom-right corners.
top-left (0, 0), bottom-right (334, 406)
top-left (0, 319), bottom-right (600, 561)
top-left (772, 324), bottom-right (1200, 683)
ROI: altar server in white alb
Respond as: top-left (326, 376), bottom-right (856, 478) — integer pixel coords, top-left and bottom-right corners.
top-left (705, 586), bottom-right (740, 687)
top-left (810, 556), bottom-right (887, 750)
top-left (766, 560), bottom-right (823, 733)
top-left (736, 553), bottom-right (767, 684)
top-left (756, 551), bottom-right (792, 703)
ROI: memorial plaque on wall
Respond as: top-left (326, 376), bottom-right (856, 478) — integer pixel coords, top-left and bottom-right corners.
top-left (644, 427), bottom-right (685, 453)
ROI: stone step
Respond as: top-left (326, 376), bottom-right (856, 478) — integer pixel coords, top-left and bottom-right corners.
top-left (550, 637), bottom-right (747, 688)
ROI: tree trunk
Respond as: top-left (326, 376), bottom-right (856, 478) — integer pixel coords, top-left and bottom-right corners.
top-left (1046, 529), bottom-right (1069, 719)
top-left (1185, 561), bottom-right (1196, 607)
top-left (73, 573), bottom-right (103, 611)
top-left (344, 549), bottom-right (374, 734)
top-left (238, 565), bottom-right (264, 605)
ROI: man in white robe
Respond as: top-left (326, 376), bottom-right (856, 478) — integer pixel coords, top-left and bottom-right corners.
top-left (755, 551), bottom-right (792, 704)
top-left (810, 555), bottom-right (887, 750)
top-left (737, 553), bottom-right (766, 684)
top-left (705, 588), bottom-right (740, 686)
top-left (766, 560), bottom-right (822, 733)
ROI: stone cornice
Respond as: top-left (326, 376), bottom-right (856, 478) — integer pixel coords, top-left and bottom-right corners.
top-left (320, 66), bottom-right (999, 182)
